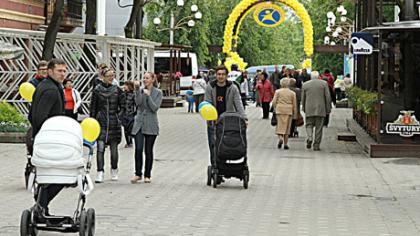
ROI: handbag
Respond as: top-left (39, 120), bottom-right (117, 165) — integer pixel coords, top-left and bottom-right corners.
top-left (296, 113), bottom-right (304, 127)
top-left (271, 112), bottom-right (277, 126)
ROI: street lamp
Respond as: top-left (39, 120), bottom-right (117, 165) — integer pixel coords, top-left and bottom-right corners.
top-left (324, 5), bottom-right (353, 46)
top-left (153, 3), bottom-right (202, 45)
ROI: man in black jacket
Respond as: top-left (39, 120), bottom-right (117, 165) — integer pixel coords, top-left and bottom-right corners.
top-left (28, 58), bottom-right (67, 217)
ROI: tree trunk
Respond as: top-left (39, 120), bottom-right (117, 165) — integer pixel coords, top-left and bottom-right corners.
top-left (135, 1), bottom-right (144, 39)
top-left (83, 0), bottom-right (97, 70)
top-left (124, 0), bottom-right (142, 38)
top-left (42, 0), bottom-right (65, 60)
top-left (85, 0), bottom-right (97, 35)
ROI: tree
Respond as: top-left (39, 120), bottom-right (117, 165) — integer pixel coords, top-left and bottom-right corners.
top-left (41, 0), bottom-right (65, 60)
top-left (83, 0), bottom-right (97, 68)
top-left (122, 0), bottom-right (157, 39)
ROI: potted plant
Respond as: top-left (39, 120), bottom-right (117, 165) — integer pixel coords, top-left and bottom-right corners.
top-left (0, 101), bottom-right (30, 143)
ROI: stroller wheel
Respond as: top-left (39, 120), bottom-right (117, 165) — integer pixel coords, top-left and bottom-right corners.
top-left (243, 171), bottom-right (249, 189)
top-left (86, 208), bottom-right (96, 236)
top-left (207, 166), bottom-right (212, 186)
top-left (20, 209), bottom-right (37, 236)
top-left (212, 170), bottom-right (218, 189)
top-left (79, 210), bottom-right (87, 236)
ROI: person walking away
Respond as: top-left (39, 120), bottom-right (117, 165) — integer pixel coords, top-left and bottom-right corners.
top-left (272, 78), bottom-right (297, 150)
top-left (131, 72), bottom-right (162, 184)
top-left (342, 74), bottom-right (353, 98)
top-left (269, 65), bottom-right (282, 91)
top-left (302, 71), bottom-right (332, 151)
top-left (63, 78), bottom-right (82, 120)
top-left (320, 69), bottom-right (335, 126)
top-left (28, 58), bottom-right (67, 217)
top-left (289, 78), bottom-right (301, 138)
top-left (204, 65), bottom-right (247, 167)
top-left (121, 81), bottom-right (137, 148)
top-left (193, 75), bottom-right (206, 113)
top-left (255, 72), bottom-right (274, 119)
top-left (186, 89), bottom-right (195, 113)
top-left (90, 68), bottom-right (125, 183)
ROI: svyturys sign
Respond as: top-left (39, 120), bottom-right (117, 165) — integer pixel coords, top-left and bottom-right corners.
top-left (386, 111), bottom-right (420, 137)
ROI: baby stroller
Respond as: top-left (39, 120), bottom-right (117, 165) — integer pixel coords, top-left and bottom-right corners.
top-left (207, 112), bottom-right (250, 189)
top-left (20, 116), bottom-right (96, 236)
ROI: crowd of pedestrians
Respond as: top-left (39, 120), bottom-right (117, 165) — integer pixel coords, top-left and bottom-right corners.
top-left (26, 57), bottom-right (342, 216)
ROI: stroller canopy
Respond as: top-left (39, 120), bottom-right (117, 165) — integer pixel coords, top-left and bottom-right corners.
top-left (32, 116), bottom-right (84, 169)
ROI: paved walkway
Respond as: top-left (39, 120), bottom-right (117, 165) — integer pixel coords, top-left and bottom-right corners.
top-left (2, 105), bottom-right (420, 235)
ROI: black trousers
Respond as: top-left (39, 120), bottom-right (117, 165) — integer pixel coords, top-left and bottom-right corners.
top-left (134, 131), bottom-right (157, 178)
top-left (38, 184), bottom-right (64, 215)
top-left (96, 140), bottom-right (119, 171)
top-left (262, 102), bottom-right (270, 119)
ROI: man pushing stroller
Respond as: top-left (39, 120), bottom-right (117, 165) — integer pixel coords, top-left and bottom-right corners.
top-left (204, 65), bottom-right (249, 188)
top-left (28, 58), bottom-right (68, 217)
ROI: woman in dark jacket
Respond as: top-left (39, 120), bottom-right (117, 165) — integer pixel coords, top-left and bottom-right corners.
top-left (130, 72), bottom-right (163, 184)
top-left (121, 81), bottom-right (136, 148)
top-left (90, 68), bottom-right (125, 183)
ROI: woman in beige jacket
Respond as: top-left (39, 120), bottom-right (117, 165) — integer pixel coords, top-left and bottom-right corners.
top-left (272, 78), bottom-right (297, 149)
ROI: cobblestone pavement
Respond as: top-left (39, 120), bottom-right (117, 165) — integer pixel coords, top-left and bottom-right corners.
top-left (2, 105), bottom-right (420, 236)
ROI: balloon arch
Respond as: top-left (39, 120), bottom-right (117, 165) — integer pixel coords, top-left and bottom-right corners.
top-left (223, 0), bottom-right (314, 71)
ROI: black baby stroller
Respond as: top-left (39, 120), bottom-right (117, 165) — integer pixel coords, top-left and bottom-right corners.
top-left (20, 116), bottom-right (96, 236)
top-left (207, 112), bottom-right (250, 189)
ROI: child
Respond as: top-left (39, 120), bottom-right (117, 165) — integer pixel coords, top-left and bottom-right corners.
top-left (186, 90), bottom-right (195, 113)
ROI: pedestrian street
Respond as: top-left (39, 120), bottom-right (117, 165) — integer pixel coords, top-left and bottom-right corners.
top-left (2, 106), bottom-right (420, 235)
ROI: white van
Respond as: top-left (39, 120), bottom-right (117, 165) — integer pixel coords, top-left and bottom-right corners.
top-left (154, 51), bottom-right (198, 94)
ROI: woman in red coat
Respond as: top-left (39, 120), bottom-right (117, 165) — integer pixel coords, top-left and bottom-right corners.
top-left (255, 72), bottom-right (274, 119)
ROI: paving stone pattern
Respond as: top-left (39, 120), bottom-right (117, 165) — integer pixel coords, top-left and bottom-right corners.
top-left (1, 106), bottom-right (420, 235)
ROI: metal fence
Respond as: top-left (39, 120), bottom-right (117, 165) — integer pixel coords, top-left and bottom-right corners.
top-left (0, 28), bottom-right (160, 115)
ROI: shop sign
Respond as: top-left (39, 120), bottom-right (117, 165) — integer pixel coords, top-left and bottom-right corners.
top-left (351, 32), bottom-right (373, 55)
top-left (386, 111), bottom-right (420, 137)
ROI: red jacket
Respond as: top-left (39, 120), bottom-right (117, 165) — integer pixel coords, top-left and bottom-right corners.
top-left (321, 73), bottom-right (334, 90)
top-left (255, 79), bottom-right (274, 103)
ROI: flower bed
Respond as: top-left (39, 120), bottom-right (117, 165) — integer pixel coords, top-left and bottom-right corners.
top-left (0, 101), bottom-right (29, 143)
top-left (346, 87), bottom-right (380, 140)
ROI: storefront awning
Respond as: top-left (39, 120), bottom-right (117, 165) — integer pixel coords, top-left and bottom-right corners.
top-left (363, 20), bottom-right (420, 32)
top-left (0, 41), bottom-right (24, 60)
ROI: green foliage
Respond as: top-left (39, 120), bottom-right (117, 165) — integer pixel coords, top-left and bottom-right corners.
top-left (303, 0), bottom-right (355, 74)
top-left (346, 87), bottom-right (379, 114)
top-left (143, 0), bottom-right (355, 70)
top-left (0, 101), bottom-right (29, 132)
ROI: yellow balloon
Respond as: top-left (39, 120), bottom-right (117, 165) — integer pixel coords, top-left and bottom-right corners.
top-left (19, 82), bottom-right (36, 102)
top-left (200, 104), bottom-right (218, 121)
top-left (80, 118), bottom-right (101, 142)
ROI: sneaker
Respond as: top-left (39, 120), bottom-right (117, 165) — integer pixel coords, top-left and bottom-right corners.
top-left (95, 171), bottom-right (104, 183)
top-left (306, 139), bottom-right (312, 149)
top-left (144, 177), bottom-right (151, 183)
top-left (130, 175), bottom-right (142, 184)
top-left (111, 169), bottom-right (118, 181)
top-left (284, 145), bottom-right (289, 150)
top-left (313, 146), bottom-right (321, 151)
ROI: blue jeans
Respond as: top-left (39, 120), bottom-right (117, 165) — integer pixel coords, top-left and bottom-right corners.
top-left (207, 122), bottom-right (215, 165)
top-left (134, 131), bottom-right (157, 178)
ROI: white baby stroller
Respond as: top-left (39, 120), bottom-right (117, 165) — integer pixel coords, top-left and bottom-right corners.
top-left (20, 116), bottom-right (96, 236)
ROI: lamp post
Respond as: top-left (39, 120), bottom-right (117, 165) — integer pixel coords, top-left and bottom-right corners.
top-left (153, 0), bottom-right (202, 45)
top-left (324, 5), bottom-right (354, 46)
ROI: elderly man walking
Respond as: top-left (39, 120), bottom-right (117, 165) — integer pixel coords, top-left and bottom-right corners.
top-left (301, 71), bottom-right (331, 151)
